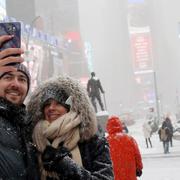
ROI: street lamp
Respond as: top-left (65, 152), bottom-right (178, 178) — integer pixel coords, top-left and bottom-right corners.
top-left (153, 71), bottom-right (161, 125)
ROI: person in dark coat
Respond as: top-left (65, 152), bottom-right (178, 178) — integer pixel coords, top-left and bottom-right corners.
top-left (0, 35), bottom-right (39, 180)
top-left (27, 76), bottom-right (114, 180)
top-left (158, 123), bottom-right (171, 154)
top-left (162, 116), bottom-right (174, 147)
top-left (87, 72), bottom-right (105, 112)
top-left (122, 121), bottom-right (129, 133)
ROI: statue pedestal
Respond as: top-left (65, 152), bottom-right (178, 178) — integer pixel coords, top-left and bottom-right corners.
top-left (96, 111), bottom-right (109, 132)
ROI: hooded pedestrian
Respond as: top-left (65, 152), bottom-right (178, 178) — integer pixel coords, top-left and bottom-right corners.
top-left (106, 116), bottom-right (143, 180)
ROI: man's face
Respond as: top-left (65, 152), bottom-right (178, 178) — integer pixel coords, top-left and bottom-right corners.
top-left (0, 71), bottom-right (28, 105)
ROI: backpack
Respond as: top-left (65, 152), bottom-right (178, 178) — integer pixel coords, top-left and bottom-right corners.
top-left (160, 128), bottom-right (168, 141)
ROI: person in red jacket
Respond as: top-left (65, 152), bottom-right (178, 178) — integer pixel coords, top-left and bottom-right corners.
top-left (106, 116), bottom-right (143, 180)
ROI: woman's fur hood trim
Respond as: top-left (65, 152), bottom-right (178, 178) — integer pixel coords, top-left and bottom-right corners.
top-left (27, 76), bottom-right (97, 141)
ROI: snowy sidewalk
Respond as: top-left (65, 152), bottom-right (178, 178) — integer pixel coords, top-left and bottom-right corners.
top-left (128, 120), bottom-right (180, 158)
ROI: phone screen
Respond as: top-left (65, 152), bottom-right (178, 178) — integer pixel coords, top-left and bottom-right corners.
top-left (0, 22), bottom-right (21, 51)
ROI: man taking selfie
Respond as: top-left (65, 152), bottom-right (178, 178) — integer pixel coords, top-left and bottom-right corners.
top-left (0, 35), bottom-right (39, 179)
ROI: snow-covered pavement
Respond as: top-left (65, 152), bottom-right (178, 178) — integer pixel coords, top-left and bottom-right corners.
top-left (141, 156), bottom-right (180, 180)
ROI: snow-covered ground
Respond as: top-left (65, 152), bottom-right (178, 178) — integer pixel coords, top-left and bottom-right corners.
top-left (141, 156), bottom-right (180, 180)
top-left (128, 119), bottom-right (180, 180)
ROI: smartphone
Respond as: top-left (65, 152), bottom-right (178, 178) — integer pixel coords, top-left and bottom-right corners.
top-left (0, 22), bottom-right (21, 51)
top-left (0, 22), bottom-right (21, 65)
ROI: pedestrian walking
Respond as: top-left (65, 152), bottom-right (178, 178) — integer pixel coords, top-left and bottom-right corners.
top-left (142, 121), bottom-right (153, 148)
top-left (158, 124), bottom-right (171, 154)
top-left (163, 115), bottom-right (174, 147)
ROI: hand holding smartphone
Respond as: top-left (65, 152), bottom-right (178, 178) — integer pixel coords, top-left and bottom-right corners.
top-left (0, 22), bottom-right (23, 66)
top-left (0, 22), bottom-right (21, 50)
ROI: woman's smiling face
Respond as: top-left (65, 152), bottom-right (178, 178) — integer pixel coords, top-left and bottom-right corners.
top-left (44, 99), bottom-right (68, 123)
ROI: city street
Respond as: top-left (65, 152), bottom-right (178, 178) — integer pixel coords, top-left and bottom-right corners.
top-left (1, 1), bottom-right (180, 179)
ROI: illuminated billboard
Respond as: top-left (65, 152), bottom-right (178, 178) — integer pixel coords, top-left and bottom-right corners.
top-left (130, 31), bottom-right (153, 73)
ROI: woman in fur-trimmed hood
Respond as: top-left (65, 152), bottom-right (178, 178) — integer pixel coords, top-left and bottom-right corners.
top-left (27, 76), bottom-right (114, 180)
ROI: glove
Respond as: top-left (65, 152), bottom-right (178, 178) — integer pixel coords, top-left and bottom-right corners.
top-left (55, 146), bottom-right (72, 159)
top-left (42, 145), bottom-right (72, 172)
top-left (42, 146), bottom-right (84, 178)
top-left (41, 146), bottom-right (58, 171)
top-left (136, 169), bottom-right (142, 177)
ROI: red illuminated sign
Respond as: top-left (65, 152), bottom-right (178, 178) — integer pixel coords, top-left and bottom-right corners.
top-left (131, 32), bottom-right (153, 72)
